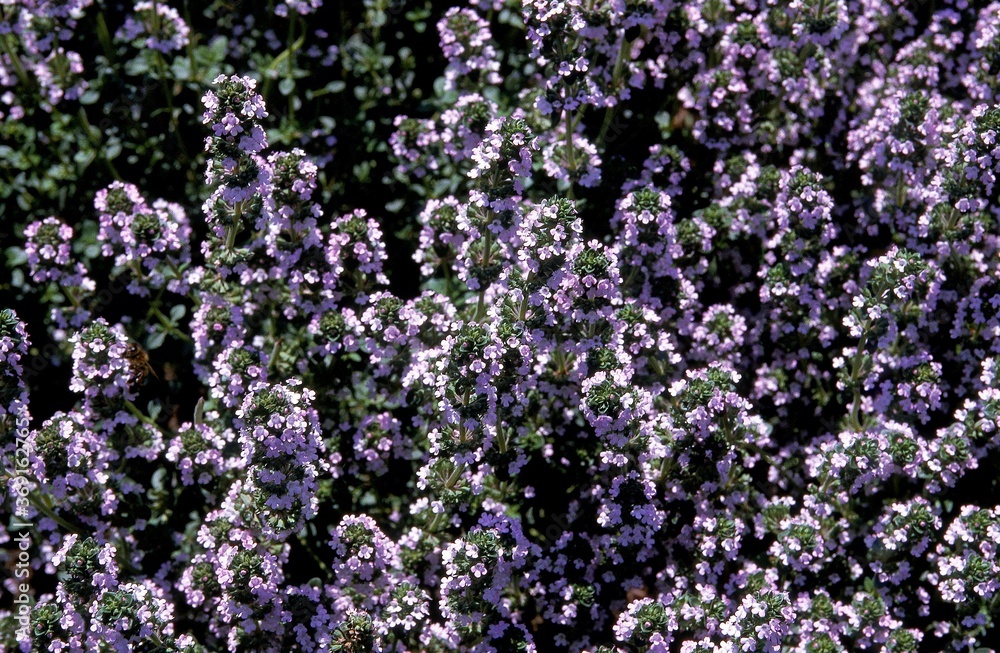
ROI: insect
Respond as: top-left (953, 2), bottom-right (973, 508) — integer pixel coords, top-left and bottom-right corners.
top-left (123, 342), bottom-right (157, 388)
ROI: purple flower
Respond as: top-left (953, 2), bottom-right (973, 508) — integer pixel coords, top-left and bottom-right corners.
top-left (68, 319), bottom-right (135, 403)
top-left (116, 1), bottom-right (190, 53)
top-left (236, 379), bottom-right (327, 539)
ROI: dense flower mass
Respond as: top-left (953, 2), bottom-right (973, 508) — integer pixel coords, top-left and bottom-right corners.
top-left (5, 1), bottom-right (1000, 652)
top-left (116, 1), bottom-right (191, 53)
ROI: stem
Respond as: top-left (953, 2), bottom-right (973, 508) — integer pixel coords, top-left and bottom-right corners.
top-left (596, 35), bottom-right (629, 150)
top-left (96, 11), bottom-right (115, 61)
top-left (474, 228), bottom-right (494, 321)
top-left (445, 465), bottom-right (464, 488)
top-left (145, 0), bottom-right (188, 157)
top-left (182, 1), bottom-right (200, 82)
top-left (426, 462), bottom-right (468, 533)
top-left (496, 420), bottom-right (508, 455)
top-left (815, 0), bottom-right (827, 26)
top-left (0, 34), bottom-right (29, 87)
top-left (474, 292), bottom-right (486, 323)
top-left (63, 284), bottom-right (85, 310)
top-left (130, 259), bottom-right (148, 282)
top-left (942, 207), bottom-right (960, 235)
top-left (166, 257), bottom-right (186, 282)
top-left (125, 400), bottom-right (161, 428)
top-left (286, 16), bottom-right (296, 122)
top-left (847, 324), bottom-right (870, 431)
top-left (564, 109), bottom-right (577, 200)
top-left (426, 511), bottom-right (446, 533)
top-left (23, 490), bottom-right (81, 534)
top-left (225, 219), bottom-right (239, 249)
top-left (77, 108), bottom-right (122, 179)
top-left (268, 338), bottom-right (284, 374)
top-left (153, 53), bottom-right (186, 154)
top-left (150, 306), bottom-right (194, 342)
top-left (596, 104), bottom-right (619, 152)
top-left (151, 0), bottom-right (162, 33)
top-left (517, 270), bottom-right (536, 322)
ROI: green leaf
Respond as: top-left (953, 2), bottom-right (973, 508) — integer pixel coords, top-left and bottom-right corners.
top-left (279, 77), bottom-right (296, 96)
top-left (193, 397), bottom-right (205, 426)
top-left (169, 304), bottom-right (186, 322)
top-left (104, 140), bottom-right (122, 160)
top-left (171, 57), bottom-right (192, 80)
top-left (209, 35), bottom-right (228, 61)
top-left (147, 330), bottom-right (167, 351)
top-left (432, 178), bottom-right (452, 197)
top-left (6, 247), bottom-right (27, 267)
top-left (124, 55), bottom-right (151, 76)
top-left (150, 467), bottom-right (168, 491)
top-left (324, 80), bottom-right (346, 94)
top-left (79, 89), bottom-right (101, 105)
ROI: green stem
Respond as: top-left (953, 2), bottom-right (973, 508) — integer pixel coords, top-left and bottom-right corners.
top-left (151, 0), bottom-right (162, 33)
top-left (96, 11), bottom-right (115, 61)
top-left (27, 491), bottom-right (82, 534)
top-left (894, 175), bottom-right (907, 207)
top-left (150, 306), bottom-right (193, 342)
top-left (145, 0), bottom-right (188, 156)
top-left (0, 472), bottom-right (80, 533)
top-left (517, 270), bottom-right (536, 322)
top-left (596, 36), bottom-right (629, 150)
top-left (474, 228), bottom-right (494, 321)
top-left (225, 219), bottom-right (239, 249)
top-left (268, 338), bottom-right (283, 374)
top-left (564, 109), bottom-right (577, 200)
top-left (125, 400), bottom-right (161, 428)
top-left (286, 16), bottom-right (296, 122)
top-left (426, 511), bottom-right (445, 533)
top-left (847, 324), bottom-right (870, 431)
top-left (443, 462), bottom-right (466, 489)
top-left (0, 34), bottom-right (29, 87)
top-left (426, 462), bottom-right (468, 533)
top-left (182, 2), bottom-right (201, 82)
top-left (496, 420), bottom-right (508, 455)
top-left (77, 108), bottom-right (122, 179)
top-left (154, 53), bottom-right (187, 155)
top-left (63, 284), bottom-right (85, 310)
top-left (166, 257), bottom-right (186, 282)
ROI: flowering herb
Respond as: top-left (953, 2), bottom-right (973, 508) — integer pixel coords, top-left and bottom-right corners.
top-left (3, 2), bottom-right (1000, 652)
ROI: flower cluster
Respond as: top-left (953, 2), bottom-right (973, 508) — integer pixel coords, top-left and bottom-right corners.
top-left (116, 1), bottom-right (190, 53)
top-left (438, 7), bottom-right (502, 92)
top-left (201, 75), bottom-right (270, 241)
top-left (0, 309), bottom-right (30, 434)
top-left (235, 380), bottom-right (326, 539)
top-left (94, 181), bottom-right (192, 296)
top-left (23, 217), bottom-right (88, 286)
top-left (68, 318), bottom-right (136, 404)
